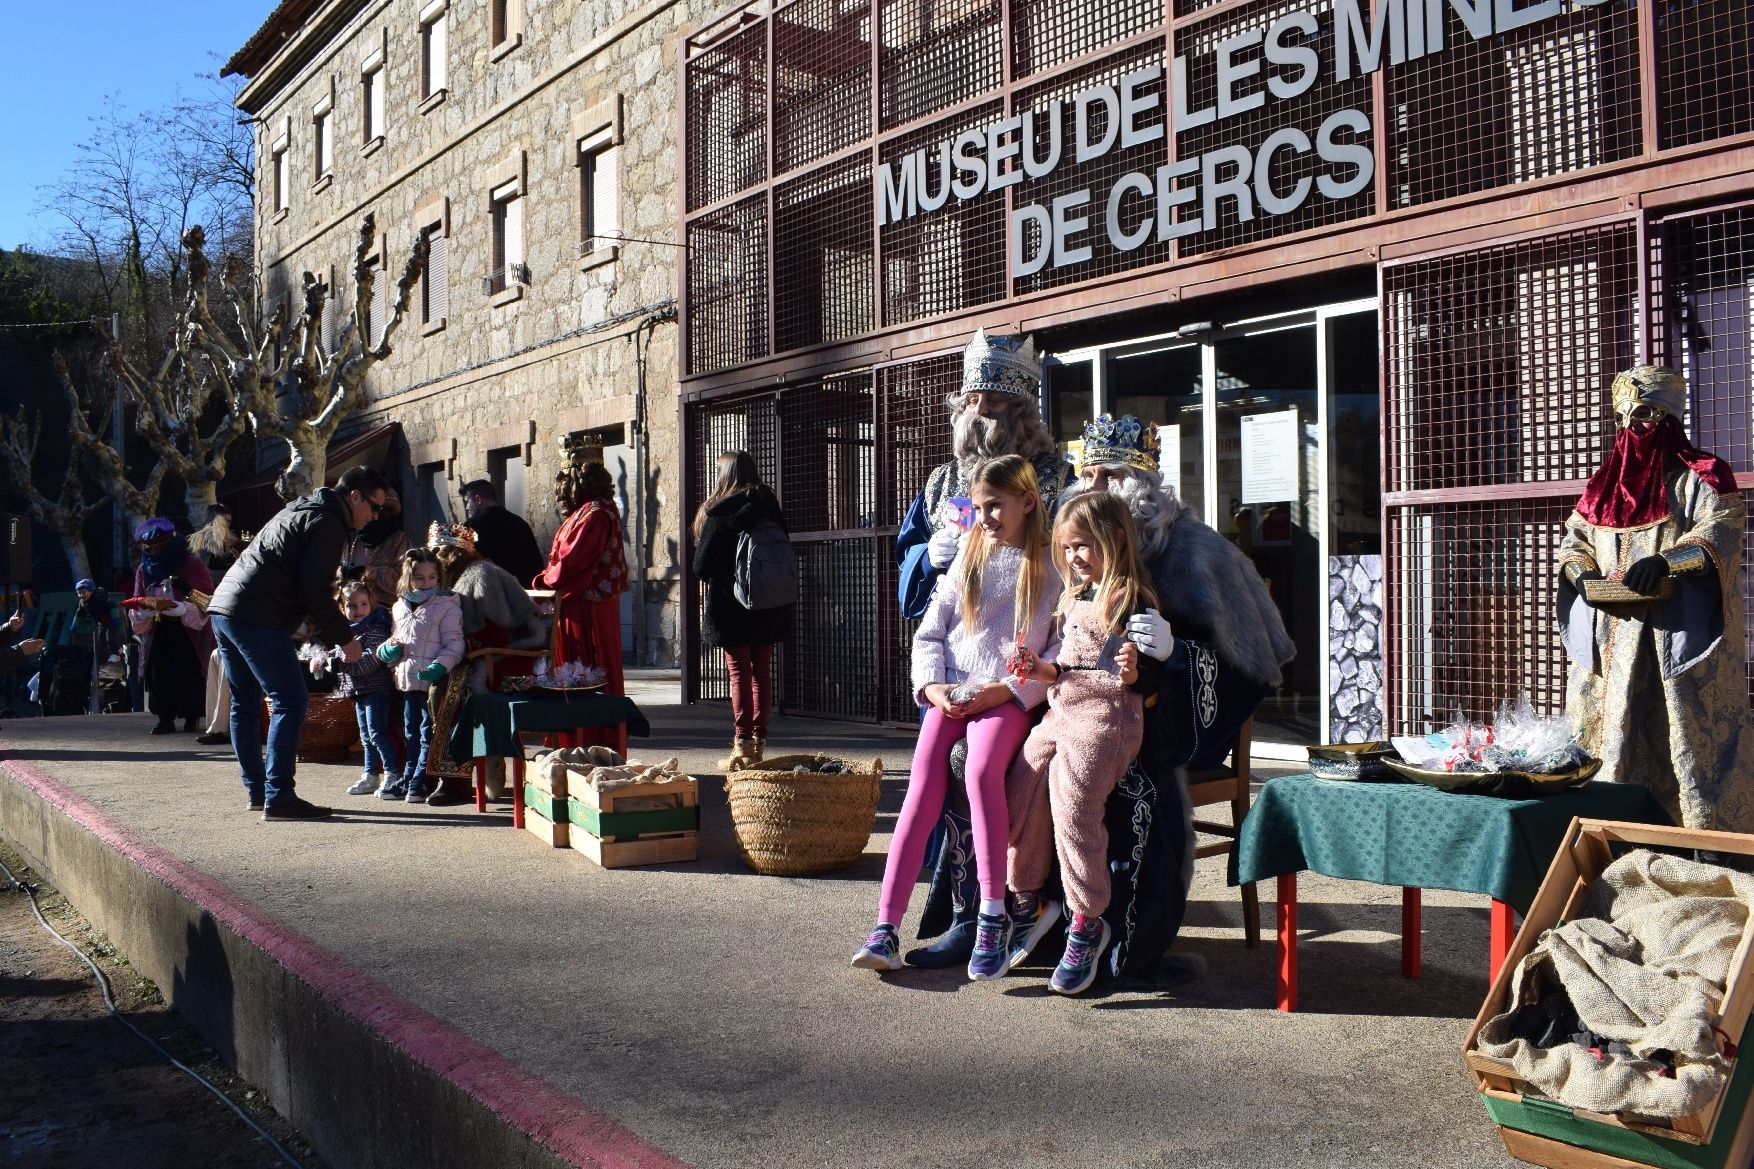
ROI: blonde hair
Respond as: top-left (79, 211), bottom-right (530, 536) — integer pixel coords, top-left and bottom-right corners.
top-left (956, 455), bottom-right (1050, 637)
top-left (398, 547), bottom-right (443, 595)
top-left (1052, 492), bottom-right (1158, 635)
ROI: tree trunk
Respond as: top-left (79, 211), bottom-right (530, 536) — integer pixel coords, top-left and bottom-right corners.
top-left (56, 533), bottom-right (92, 587)
top-left (184, 480), bottom-right (219, 519)
top-left (276, 428), bottom-right (326, 501)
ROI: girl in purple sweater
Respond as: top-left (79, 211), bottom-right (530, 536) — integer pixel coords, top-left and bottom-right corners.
top-left (854, 455), bottom-right (1058, 981)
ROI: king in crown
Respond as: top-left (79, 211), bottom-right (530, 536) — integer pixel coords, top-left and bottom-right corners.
top-left (1078, 413), bottom-right (1161, 474)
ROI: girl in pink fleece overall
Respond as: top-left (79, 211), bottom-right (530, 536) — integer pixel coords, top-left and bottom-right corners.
top-left (853, 455), bottom-right (1058, 981)
top-left (1007, 491), bottom-right (1160, 994)
top-left (375, 548), bottom-right (465, 803)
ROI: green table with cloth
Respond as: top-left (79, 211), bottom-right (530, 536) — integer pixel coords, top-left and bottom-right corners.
top-left (1228, 774), bottom-right (1669, 1011)
top-left (445, 691), bottom-right (650, 827)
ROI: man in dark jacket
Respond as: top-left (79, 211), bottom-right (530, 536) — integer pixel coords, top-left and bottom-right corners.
top-left (460, 480), bottom-right (545, 587)
top-left (0, 611), bottom-right (45, 675)
top-left (207, 467), bottom-right (388, 820)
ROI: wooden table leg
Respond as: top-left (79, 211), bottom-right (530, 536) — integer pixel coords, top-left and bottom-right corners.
top-left (1277, 873), bottom-right (1298, 1013)
top-left (511, 753), bottom-right (526, 830)
top-left (1490, 899), bottom-right (1515, 983)
top-left (1402, 887), bottom-right (1422, 978)
top-left (473, 759), bottom-right (488, 813)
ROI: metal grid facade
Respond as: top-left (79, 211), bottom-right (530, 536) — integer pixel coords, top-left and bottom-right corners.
top-left (1385, 0), bottom-right (1641, 209)
top-left (773, 156), bottom-right (875, 352)
top-left (1656, 0), bottom-right (1754, 150)
top-left (683, 0), bottom-right (1734, 371)
top-left (687, 195), bottom-right (769, 375)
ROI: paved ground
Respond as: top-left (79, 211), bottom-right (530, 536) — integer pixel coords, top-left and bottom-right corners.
top-left (0, 676), bottom-right (1519, 1169)
top-left (0, 840), bottom-right (325, 1169)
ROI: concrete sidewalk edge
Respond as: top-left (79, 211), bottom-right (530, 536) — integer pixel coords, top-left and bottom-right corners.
top-left (0, 749), bottom-right (688, 1169)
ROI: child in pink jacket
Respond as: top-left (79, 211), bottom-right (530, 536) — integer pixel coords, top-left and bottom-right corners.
top-left (374, 548), bottom-right (465, 802)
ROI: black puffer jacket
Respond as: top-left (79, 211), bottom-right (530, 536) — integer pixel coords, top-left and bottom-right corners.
top-left (692, 488), bottom-right (791, 648)
top-left (208, 488), bottom-right (355, 647)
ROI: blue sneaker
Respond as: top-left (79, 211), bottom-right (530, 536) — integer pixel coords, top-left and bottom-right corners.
top-left (967, 912), bottom-right (1015, 980)
top-left (1050, 916), bottom-right (1112, 996)
top-left (1007, 896), bottom-right (1062, 969)
top-left (378, 780), bottom-right (408, 801)
top-left (405, 776), bottom-right (432, 803)
top-left (852, 924), bottom-right (902, 971)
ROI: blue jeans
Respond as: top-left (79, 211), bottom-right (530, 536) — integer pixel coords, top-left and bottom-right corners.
top-left (354, 692), bottom-right (400, 777)
top-left (401, 690), bottom-right (432, 785)
top-left (210, 614), bottom-right (308, 808)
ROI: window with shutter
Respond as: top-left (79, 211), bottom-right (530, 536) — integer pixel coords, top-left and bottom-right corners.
top-left (490, 181), bottom-right (523, 291)
top-left (315, 110), bottom-right (331, 176)
top-left (581, 134), bottom-right (620, 253)
top-left (504, 194), bottom-right (523, 278)
top-left (424, 232), bottom-right (449, 324)
top-left (273, 146), bottom-right (288, 211)
top-left (363, 63), bottom-right (385, 142)
top-left (422, 3), bottom-right (448, 97)
top-left (370, 260), bottom-right (388, 346)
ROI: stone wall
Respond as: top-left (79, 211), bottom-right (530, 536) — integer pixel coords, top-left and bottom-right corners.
top-left (1328, 554), bottom-right (1385, 742)
top-left (239, 0), bottom-right (710, 666)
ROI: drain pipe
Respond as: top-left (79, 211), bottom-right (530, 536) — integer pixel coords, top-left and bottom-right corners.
top-left (629, 303), bottom-right (676, 667)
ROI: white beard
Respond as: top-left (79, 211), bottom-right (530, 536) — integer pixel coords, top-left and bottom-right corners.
top-left (952, 408), bottom-right (1024, 473)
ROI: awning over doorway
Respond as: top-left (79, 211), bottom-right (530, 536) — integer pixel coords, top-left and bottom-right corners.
top-left (220, 422), bottom-right (401, 532)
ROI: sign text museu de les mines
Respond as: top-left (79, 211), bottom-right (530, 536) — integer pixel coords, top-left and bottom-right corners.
top-left (876, 0), bottom-right (1618, 275)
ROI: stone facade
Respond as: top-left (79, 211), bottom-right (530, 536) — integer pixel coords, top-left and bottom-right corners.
top-left (230, 0), bottom-right (709, 666)
top-left (1328, 554), bottom-right (1385, 743)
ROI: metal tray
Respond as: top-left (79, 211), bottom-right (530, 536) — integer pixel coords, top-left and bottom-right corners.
top-left (1381, 757), bottom-right (1601, 797)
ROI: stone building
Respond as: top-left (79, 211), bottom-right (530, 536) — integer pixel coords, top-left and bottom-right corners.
top-left (225, 0), bottom-right (707, 666)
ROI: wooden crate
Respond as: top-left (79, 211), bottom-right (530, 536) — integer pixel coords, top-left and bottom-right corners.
top-left (527, 759), bottom-right (569, 800)
top-left (1464, 819), bottom-right (1754, 1169)
top-left (521, 784), bottom-right (570, 847)
top-left (565, 776), bottom-right (699, 869)
top-left (523, 804), bottom-right (569, 848)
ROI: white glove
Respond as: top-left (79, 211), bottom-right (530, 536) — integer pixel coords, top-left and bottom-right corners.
top-left (926, 524), bottom-right (962, 571)
top-left (162, 601), bottom-right (188, 618)
top-left (1126, 607), bottom-right (1174, 662)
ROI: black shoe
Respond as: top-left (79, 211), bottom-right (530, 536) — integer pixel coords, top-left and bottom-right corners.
top-left (903, 918), bottom-right (978, 968)
top-left (262, 797), bottom-right (333, 821)
top-left (149, 722), bottom-right (174, 735)
top-left (247, 801), bottom-right (264, 812)
top-left (182, 718), bottom-right (198, 732)
top-left (196, 732), bottom-right (230, 745)
top-left (424, 786), bottom-right (472, 807)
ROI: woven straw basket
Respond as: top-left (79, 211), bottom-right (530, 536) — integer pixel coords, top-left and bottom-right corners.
top-left (725, 753), bottom-right (883, 876)
top-left (295, 691), bottom-right (362, 763)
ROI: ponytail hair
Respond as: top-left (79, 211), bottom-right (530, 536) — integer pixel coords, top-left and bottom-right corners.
top-left (955, 454), bottom-right (1049, 637)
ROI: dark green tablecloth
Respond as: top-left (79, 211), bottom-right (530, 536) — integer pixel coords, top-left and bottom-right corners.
top-left (1229, 775), bottom-right (1670, 913)
top-left (446, 692), bottom-right (650, 762)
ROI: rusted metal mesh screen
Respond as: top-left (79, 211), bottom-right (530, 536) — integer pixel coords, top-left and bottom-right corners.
top-left (774, 157), bottom-right (874, 351)
top-left (1384, 499), bottom-right (1573, 735)
top-left (780, 372), bottom-right (878, 534)
top-left (785, 538), bottom-right (882, 718)
top-left (1011, 0), bottom-right (1161, 79)
top-left (686, 194), bottom-right (769, 375)
top-left (689, 393), bottom-right (783, 702)
top-left (686, 21), bottom-right (767, 212)
top-left (879, 102), bottom-right (1008, 325)
top-left (1655, 207), bottom-right (1754, 474)
top-left (1174, 0), bottom-right (1374, 258)
top-left (1652, 207), bottom-right (1754, 709)
top-left (1385, 0), bottom-right (1641, 208)
top-left (1657, 0), bottom-right (1754, 149)
top-left (773, 0), bottom-right (872, 175)
top-left (880, 0), bottom-right (1002, 129)
top-left (1012, 43), bottom-right (1171, 295)
top-left (1382, 224), bottom-right (1636, 494)
top-left (876, 354), bottom-right (958, 720)
top-left (1171, 0), bottom-right (1229, 15)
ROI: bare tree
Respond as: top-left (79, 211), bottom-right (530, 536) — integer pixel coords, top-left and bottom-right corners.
top-left (0, 406), bottom-right (102, 583)
top-left (54, 352), bottom-right (172, 523)
top-left (180, 216), bottom-right (429, 498)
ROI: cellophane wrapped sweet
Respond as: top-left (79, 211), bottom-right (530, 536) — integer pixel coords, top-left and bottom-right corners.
top-left (1390, 697), bottom-right (1589, 774)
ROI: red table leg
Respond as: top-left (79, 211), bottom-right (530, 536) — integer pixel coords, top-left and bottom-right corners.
top-left (511, 753), bottom-right (526, 830)
top-left (1402, 887), bottom-right (1422, 978)
top-left (473, 759), bottom-right (488, 813)
top-left (1490, 899), bottom-right (1515, 983)
top-left (1277, 873), bottom-right (1298, 1013)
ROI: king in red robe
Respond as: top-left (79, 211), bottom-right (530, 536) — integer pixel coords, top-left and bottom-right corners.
top-left (535, 462), bottom-right (628, 695)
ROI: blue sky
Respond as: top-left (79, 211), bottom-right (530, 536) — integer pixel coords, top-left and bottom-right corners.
top-left (0, 2), bottom-right (272, 250)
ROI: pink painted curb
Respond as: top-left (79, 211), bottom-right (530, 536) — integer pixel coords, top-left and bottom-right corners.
top-left (0, 750), bottom-right (690, 1169)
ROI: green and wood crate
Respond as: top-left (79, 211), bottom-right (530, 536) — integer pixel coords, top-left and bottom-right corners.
top-left (565, 776), bottom-right (698, 869)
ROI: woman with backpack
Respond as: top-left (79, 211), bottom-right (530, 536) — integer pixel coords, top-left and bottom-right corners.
top-left (691, 450), bottom-right (792, 771)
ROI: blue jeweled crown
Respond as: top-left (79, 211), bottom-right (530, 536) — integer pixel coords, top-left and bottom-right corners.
top-left (959, 328), bottom-right (1041, 402)
top-left (1078, 413), bottom-right (1160, 474)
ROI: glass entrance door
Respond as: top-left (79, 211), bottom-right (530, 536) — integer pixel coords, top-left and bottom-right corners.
top-left (1214, 324), bottom-right (1321, 747)
top-left (1052, 299), bottom-right (1381, 756)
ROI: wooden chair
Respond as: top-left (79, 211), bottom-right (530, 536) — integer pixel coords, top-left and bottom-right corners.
top-left (467, 588), bottom-right (562, 683)
top-left (1184, 716), bottom-right (1260, 948)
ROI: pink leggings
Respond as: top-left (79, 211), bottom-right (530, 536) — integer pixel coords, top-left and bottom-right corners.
top-left (877, 702), bottom-right (1031, 926)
